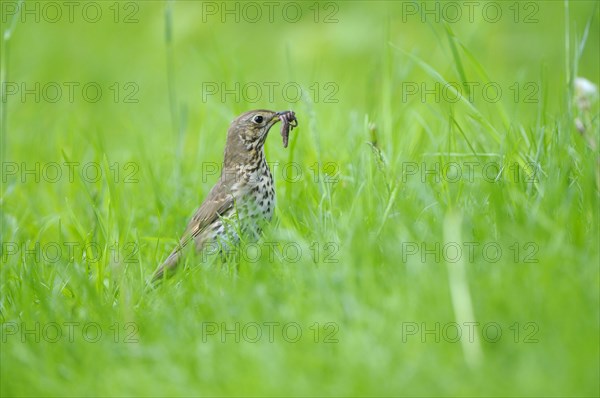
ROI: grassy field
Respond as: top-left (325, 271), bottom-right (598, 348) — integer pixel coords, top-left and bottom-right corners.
top-left (1, 1), bottom-right (599, 396)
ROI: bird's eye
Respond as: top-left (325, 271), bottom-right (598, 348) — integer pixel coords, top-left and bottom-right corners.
top-left (252, 115), bottom-right (264, 124)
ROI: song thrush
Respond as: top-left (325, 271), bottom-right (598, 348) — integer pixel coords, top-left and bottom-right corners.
top-left (151, 109), bottom-right (297, 282)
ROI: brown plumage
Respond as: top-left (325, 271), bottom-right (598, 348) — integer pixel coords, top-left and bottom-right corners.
top-left (151, 109), bottom-right (298, 283)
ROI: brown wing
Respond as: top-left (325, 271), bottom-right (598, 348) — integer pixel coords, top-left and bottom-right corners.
top-left (151, 181), bottom-right (234, 283)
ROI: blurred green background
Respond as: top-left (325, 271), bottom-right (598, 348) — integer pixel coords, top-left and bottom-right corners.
top-left (1, 1), bottom-right (599, 396)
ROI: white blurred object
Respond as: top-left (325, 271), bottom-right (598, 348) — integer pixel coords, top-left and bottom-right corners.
top-left (575, 77), bottom-right (598, 97)
top-left (575, 77), bottom-right (598, 112)
top-left (573, 77), bottom-right (598, 148)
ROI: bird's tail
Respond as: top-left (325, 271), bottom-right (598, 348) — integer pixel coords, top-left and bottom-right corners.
top-left (150, 248), bottom-right (182, 284)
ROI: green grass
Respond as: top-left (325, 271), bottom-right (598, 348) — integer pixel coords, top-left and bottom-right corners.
top-left (1, 1), bottom-right (599, 396)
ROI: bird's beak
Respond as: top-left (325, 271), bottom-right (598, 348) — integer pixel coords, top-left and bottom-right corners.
top-left (271, 110), bottom-right (292, 123)
top-left (267, 112), bottom-right (283, 128)
top-left (261, 113), bottom-right (281, 137)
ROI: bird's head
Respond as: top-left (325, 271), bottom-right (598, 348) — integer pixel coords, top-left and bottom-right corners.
top-left (223, 109), bottom-right (293, 168)
top-left (227, 109), bottom-right (282, 149)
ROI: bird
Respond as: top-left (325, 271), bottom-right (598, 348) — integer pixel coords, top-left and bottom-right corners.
top-left (151, 109), bottom-right (297, 283)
